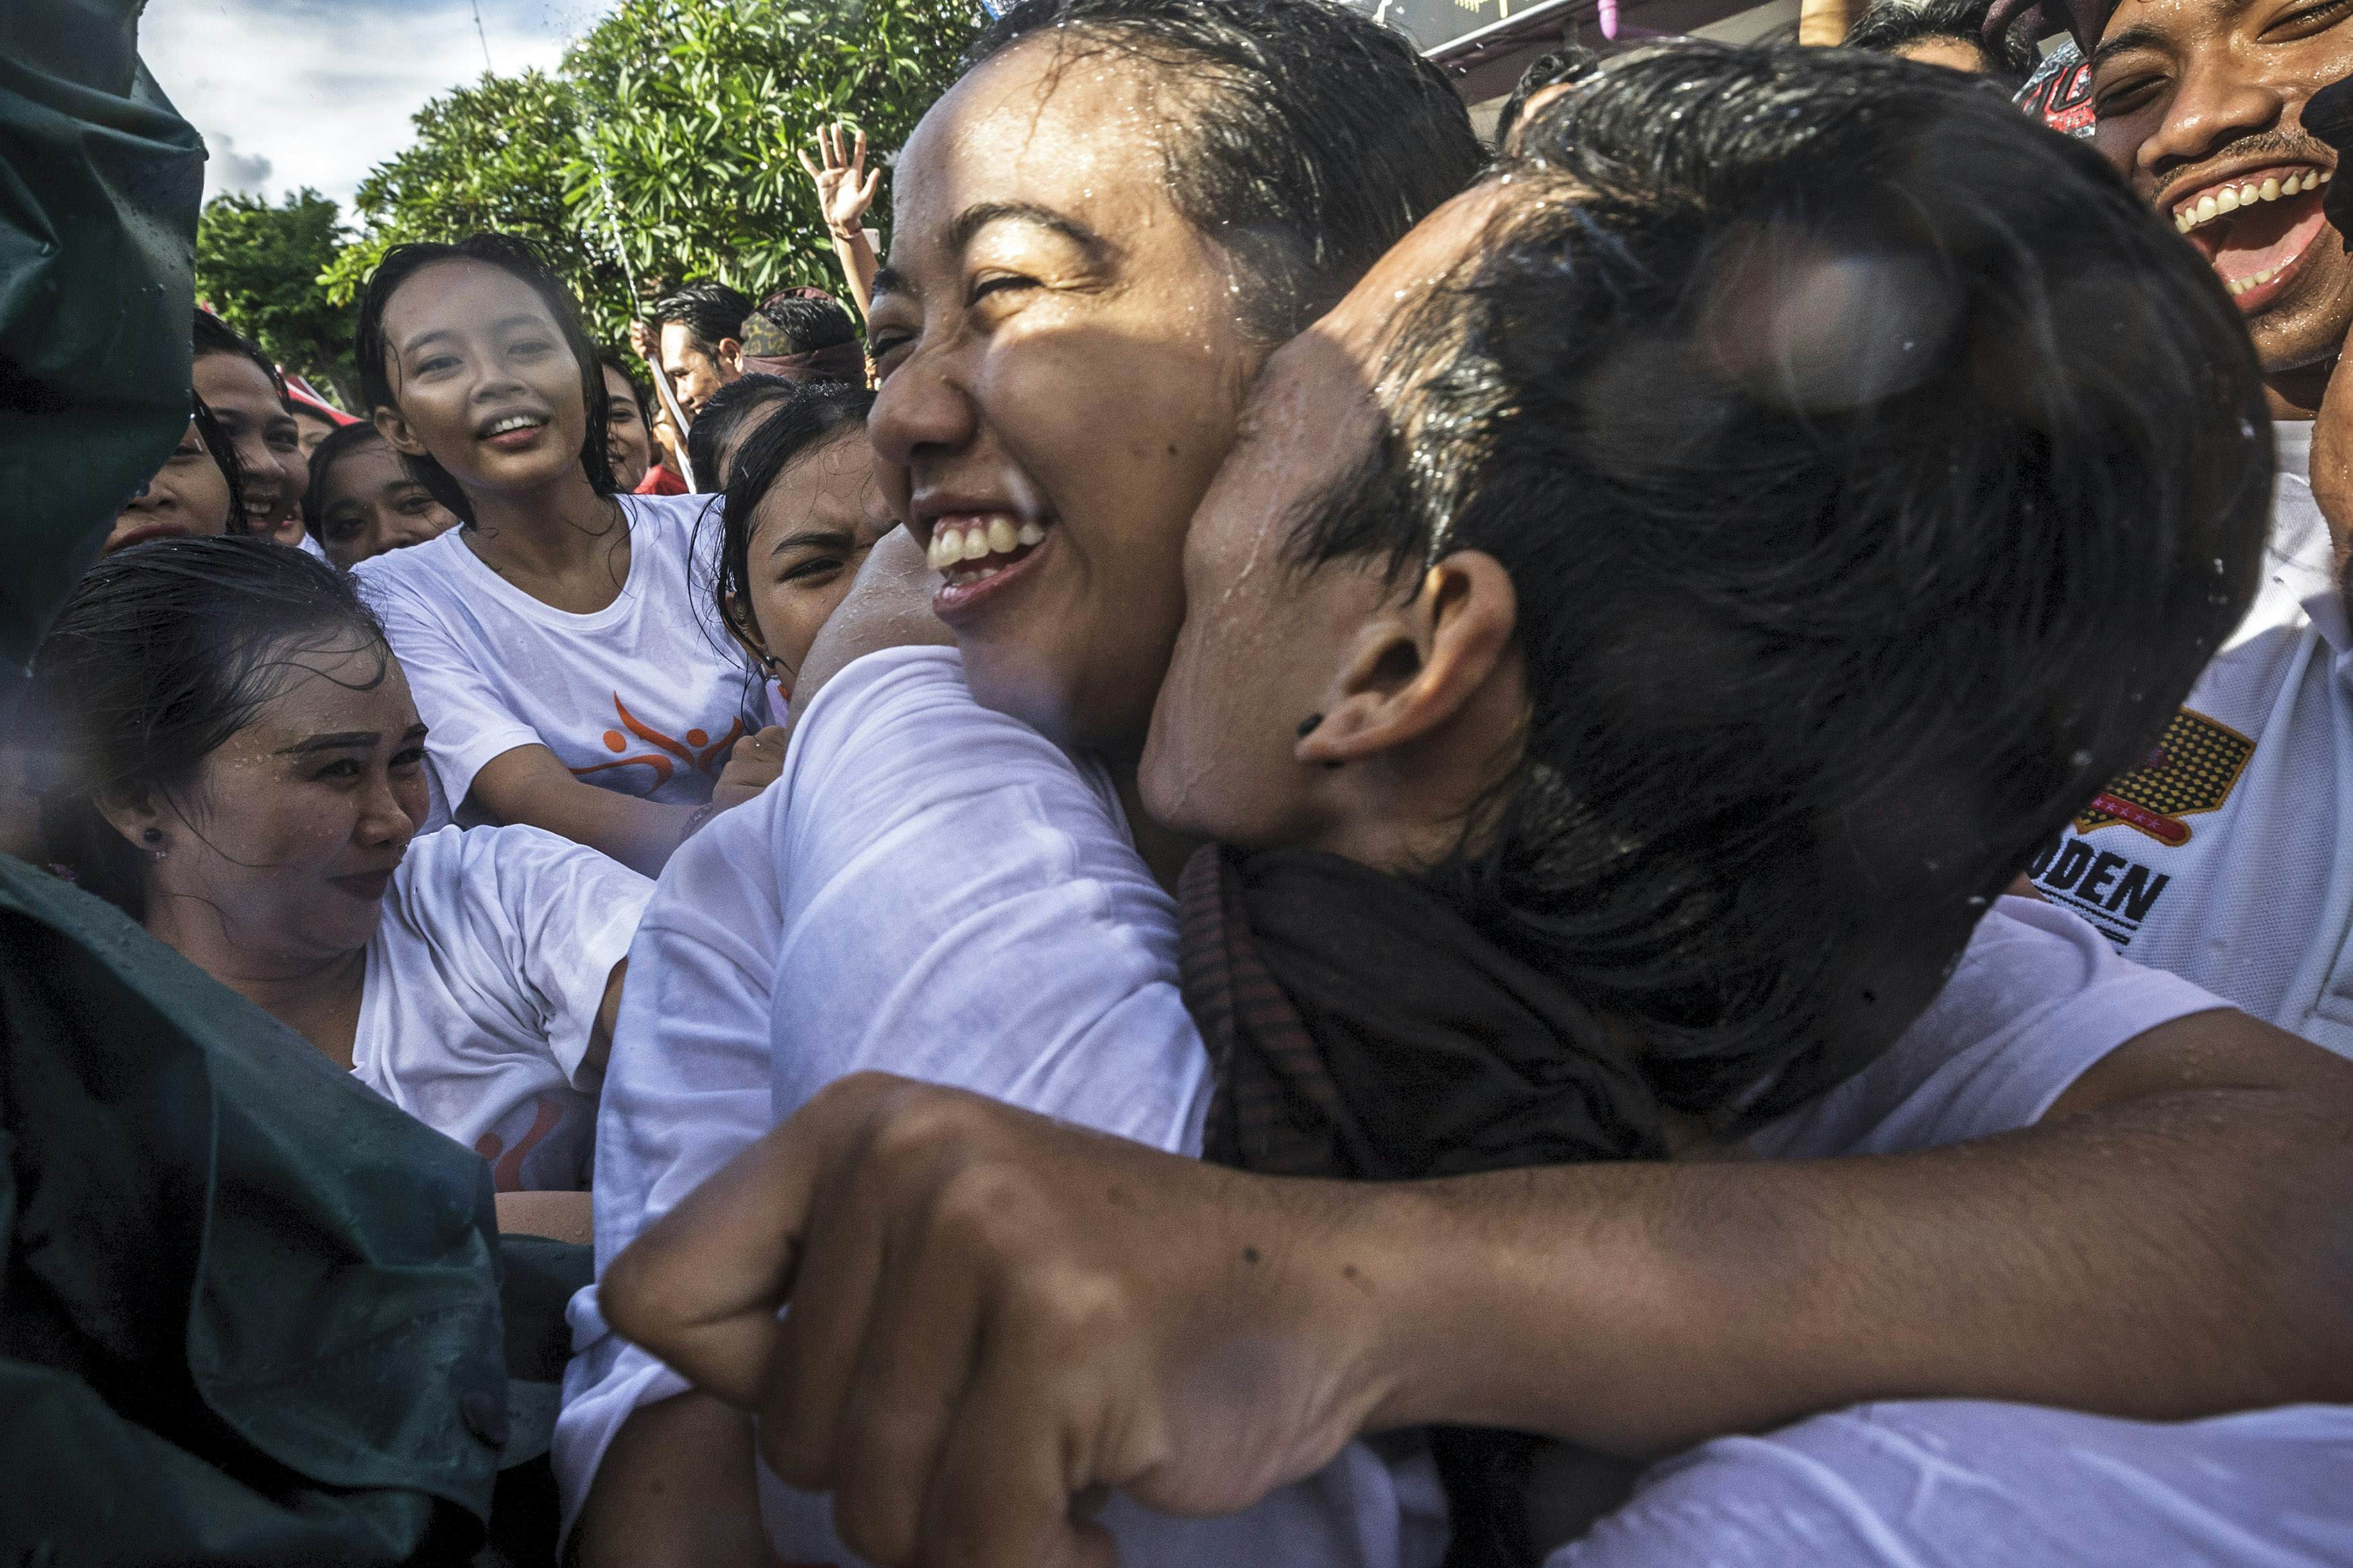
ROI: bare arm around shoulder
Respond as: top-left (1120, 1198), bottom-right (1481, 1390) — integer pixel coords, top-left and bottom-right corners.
top-left (605, 1007), bottom-right (2353, 1568)
top-left (465, 745), bottom-right (699, 878)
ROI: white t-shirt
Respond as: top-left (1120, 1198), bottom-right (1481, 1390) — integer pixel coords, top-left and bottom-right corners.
top-left (352, 823), bottom-right (651, 1192)
top-left (1553, 1401), bottom-right (2353, 1568)
top-left (557, 649), bottom-right (2238, 1563)
top-left (354, 493), bottom-right (760, 822)
top-left (2022, 424), bottom-right (2353, 1059)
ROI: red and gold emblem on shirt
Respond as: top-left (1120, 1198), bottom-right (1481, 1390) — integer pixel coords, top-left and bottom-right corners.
top-left (2073, 707), bottom-right (2255, 847)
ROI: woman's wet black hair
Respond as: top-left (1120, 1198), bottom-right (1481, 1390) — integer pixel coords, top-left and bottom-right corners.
top-left (711, 381), bottom-right (875, 659)
top-left (1285, 43), bottom-right (2272, 1128)
top-left (354, 233), bottom-right (616, 525)
top-left (967, 0), bottom-right (1486, 343)
top-left (190, 393), bottom-right (250, 535)
top-left (192, 308), bottom-right (288, 403)
top-left (1843, 0), bottom-right (2038, 87)
top-left (32, 537), bottom-right (392, 921)
top-left (300, 419), bottom-right (392, 542)
top-left (598, 354), bottom-right (653, 427)
top-left (687, 372), bottom-right (808, 491)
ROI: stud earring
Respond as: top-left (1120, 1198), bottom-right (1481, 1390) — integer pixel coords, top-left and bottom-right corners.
top-left (142, 827), bottom-right (165, 862)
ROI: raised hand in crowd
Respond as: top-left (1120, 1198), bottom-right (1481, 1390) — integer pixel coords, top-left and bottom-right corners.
top-left (798, 122), bottom-right (881, 319)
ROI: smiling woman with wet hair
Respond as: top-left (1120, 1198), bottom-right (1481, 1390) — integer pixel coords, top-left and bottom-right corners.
top-left (349, 234), bottom-right (765, 876)
top-left (557, 1), bottom-right (1486, 1561)
top-left (33, 537), bottom-right (657, 1238)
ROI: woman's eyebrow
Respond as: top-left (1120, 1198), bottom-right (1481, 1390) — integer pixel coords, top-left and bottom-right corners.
top-left (277, 731), bottom-right (381, 755)
top-left (770, 526), bottom-right (859, 559)
top-left (949, 201), bottom-right (1120, 265)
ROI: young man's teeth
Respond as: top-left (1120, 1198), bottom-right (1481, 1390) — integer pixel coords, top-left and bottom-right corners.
top-left (1016, 521), bottom-right (1045, 546)
top-left (2176, 167), bottom-right (2330, 233)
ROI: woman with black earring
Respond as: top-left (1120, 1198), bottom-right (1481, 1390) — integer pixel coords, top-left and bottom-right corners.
top-left (34, 539), bottom-right (655, 1235)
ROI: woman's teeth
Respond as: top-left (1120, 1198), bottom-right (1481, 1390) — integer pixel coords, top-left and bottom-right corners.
top-left (485, 414), bottom-right (545, 436)
top-left (926, 515), bottom-right (1045, 577)
top-left (2175, 167), bottom-right (2329, 234)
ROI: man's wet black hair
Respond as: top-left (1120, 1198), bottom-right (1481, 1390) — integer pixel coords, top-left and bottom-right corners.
top-left (189, 392), bottom-right (249, 535)
top-left (711, 381), bottom-right (876, 663)
top-left (967, 0), bottom-right (1486, 342)
top-left (1491, 45), bottom-right (1599, 151)
top-left (192, 308), bottom-right (288, 404)
top-left (651, 280), bottom-right (754, 357)
top-left (744, 292), bottom-right (859, 356)
top-left (1843, 0), bottom-right (2038, 87)
top-left (354, 233), bottom-right (616, 525)
top-left (34, 536), bottom-right (390, 920)
top-left (1287, 43), bottom-right (2272, 1127)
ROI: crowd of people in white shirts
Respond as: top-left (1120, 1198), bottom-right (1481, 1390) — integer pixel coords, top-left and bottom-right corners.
top-left (13, 0), bottom-right (2353, 1560)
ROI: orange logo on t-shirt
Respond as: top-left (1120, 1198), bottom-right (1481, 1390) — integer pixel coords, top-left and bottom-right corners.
top-left (475, 1095), bottom-right (566, 1192)
top-left (568, 694), bottom-right (745, 792)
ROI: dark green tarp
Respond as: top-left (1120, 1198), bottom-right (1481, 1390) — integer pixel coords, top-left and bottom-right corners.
top-left (0, 5), bottom-right (540, 1561)
top-left (0, 855), bottom-right (510, 1561)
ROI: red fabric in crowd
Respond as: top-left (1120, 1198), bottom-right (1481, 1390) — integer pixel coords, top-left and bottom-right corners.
top-left (633, 463), bottom-right (688, 496)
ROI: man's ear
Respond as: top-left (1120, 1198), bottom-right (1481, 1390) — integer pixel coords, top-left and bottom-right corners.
top-left (717, 337), bottom-right (745, 375)
top-left (374, 405), bottom-right (428, 460)
top-left (1298, 551), bottom-right (1517, 766)
top-left (92, 782), bottom-right (167, 856)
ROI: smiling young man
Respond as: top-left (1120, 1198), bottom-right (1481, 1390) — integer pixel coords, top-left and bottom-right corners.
top-left (1977, 0), bottom-right (2353, 1051)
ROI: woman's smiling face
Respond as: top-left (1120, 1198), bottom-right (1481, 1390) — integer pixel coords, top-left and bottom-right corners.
top-left (373, 259), bottom-right (592, 499)
top-left (865, 36), bottom-right (1265, 757)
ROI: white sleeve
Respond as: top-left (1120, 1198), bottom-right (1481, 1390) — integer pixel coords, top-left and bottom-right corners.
top-left (356, 564), bottom-right (546, 810)
top-left (444, 824), bottom-right (653, 1087)
top-left (553, 783), bottom-right (791, 1541)
top-left (771, 646), bottom-right (1210, 1154)
top-left (1749, 897), bottom-right (2233, 1159)
top-left (1552, 1400), bottom-right (2353, 1568)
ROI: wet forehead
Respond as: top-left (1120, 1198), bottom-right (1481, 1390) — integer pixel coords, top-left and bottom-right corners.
top-left (2098, 0), bottom-right (2261, 54)
top-left (1298, 180), bottom-right (1515, 388)
top-left (887, 40), bottom-right (1190, 277)
top-left (385, 259), bottom-right (557, 347)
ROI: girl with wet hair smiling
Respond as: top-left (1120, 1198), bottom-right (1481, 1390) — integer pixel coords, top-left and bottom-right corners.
top-left (34, 538), bottom-right (657, 1241)
top-left (352, 234), bottom-right (766, 876)
top-left (99, 395), bottom-right (244, 556)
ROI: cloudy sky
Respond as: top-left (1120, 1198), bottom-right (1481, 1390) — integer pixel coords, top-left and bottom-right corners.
top-left (143, 0), bottom-right (610, 211)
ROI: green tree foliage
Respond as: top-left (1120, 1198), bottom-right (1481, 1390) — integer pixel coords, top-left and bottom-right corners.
top-left (328, 0), bottom-right (977, 347)
top-left (321, 70), bottom-right (616, 331)
top-left (194, 188), bottom-right (359, 404)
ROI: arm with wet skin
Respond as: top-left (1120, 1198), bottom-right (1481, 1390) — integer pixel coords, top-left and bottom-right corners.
top-left (604, 1005), bottom-right (2353, 1568)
